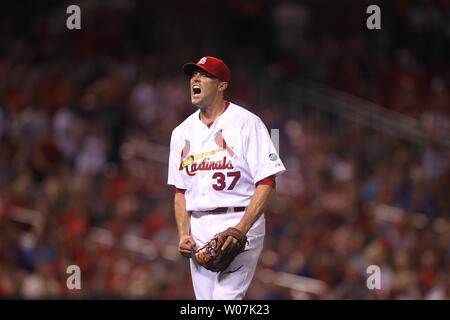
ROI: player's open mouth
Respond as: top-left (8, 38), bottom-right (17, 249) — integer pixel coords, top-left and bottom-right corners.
top-left (193, 86), bottom-right (201, 95)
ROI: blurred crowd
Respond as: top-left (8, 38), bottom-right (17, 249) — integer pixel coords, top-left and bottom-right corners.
top-left (0, 0), bottom-right (448, 299)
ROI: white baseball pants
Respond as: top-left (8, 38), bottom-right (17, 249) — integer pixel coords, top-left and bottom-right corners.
top-left (189, 209), bottom-right (265, 300)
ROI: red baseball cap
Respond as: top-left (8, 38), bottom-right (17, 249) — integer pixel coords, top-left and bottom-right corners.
top-left (183, 56), bottom-right (230, 83)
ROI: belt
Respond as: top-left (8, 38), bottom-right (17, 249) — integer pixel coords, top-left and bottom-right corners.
top-left (194, 207), bottom-right (247, 214)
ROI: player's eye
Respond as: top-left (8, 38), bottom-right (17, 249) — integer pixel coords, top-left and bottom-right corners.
top-left (192, 71), bottom-right (213, 79)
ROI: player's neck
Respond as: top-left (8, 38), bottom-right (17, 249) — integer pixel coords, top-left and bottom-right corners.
top-left (199, 99), bottom-right (227, 126)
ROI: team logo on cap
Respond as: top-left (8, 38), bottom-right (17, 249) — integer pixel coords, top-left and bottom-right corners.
top-left (198, 57), bottom-right (207, 65)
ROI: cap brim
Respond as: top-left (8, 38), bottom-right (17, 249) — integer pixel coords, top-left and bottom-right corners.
top-left (182, 63), bottom-right (216, 78)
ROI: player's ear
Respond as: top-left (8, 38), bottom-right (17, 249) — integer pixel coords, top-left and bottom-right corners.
top-left (219, 81), bottom-right (228, 92)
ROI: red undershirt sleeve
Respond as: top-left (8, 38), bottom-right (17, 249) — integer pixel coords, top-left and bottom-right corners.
top-left (175, 187), bottom-right (186, 194)
top-left (255, 174), bottom-right (276, 189)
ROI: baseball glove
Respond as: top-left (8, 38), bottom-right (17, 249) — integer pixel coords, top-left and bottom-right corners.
top-left (195, 227), bottom-right (247, 272)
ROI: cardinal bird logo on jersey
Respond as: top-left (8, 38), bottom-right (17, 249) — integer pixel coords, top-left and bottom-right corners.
top-left (179, 130), bottom-right (234, 175)
top-left (179, 139), bottom-right (194, 171)
top-left (214, 129), bottom-right (234, 157)
top-left (181, 139), bottom-right (191, 161)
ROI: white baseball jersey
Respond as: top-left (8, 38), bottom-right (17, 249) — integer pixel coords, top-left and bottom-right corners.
top-left (167, 102), bottom-right (286, 211)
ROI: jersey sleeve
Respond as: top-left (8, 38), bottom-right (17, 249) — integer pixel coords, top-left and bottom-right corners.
top-left (167, 130), bottom-right (187, 189)
top-left (244, 119), bottom-right (286, 184)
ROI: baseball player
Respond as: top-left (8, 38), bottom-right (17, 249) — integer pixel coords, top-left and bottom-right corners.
top-left (167, 56), bottom-right (286, 300)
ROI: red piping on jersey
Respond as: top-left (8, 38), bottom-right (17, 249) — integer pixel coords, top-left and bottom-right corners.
top-left (206, 101), bottom-right (230, 128)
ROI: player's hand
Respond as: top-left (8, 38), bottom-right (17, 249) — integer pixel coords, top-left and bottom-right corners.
top-left (221, 235), bottom-right (238, 251)
top-left (222, 225), bottom-right (247, 251)
top-left (178, 235), bottom-right (196, 258)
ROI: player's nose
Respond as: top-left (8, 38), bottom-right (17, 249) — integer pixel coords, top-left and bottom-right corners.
top-left (191, 71), bottom-right (202, 81)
